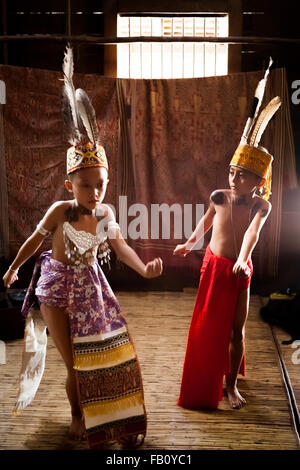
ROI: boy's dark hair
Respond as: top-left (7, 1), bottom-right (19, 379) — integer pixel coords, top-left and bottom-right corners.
top-left (66, 171), bottom-right (78, 182)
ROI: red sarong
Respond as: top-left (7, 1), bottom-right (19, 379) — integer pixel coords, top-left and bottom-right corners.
top-left (178, 245), bottom-right (252, 409)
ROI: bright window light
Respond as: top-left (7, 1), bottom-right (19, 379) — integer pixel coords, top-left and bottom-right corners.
top-left (117, 15), bottom-right (228, 79)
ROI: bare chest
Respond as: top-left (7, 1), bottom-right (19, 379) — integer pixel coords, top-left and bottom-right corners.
top-left (214, 203), bottom-right (253, 233)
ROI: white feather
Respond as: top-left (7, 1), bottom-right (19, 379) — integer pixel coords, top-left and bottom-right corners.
top-left (252, 57), bottom-right (273, 123)
top-left (250, 96), bottom-right (281, 146)
top-left (63, 46), bottom-right (80, 133)
top-left (75, 88), bottom-right (99, 144)
top-left (240, 57), bottom-right (273, 144)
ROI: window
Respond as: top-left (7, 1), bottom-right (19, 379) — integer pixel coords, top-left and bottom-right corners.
top-left (117, 15), bottom-right (228, 79)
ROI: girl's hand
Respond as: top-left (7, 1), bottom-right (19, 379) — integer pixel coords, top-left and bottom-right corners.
top-left (2, 269), bottom-right (19, 288)
top-left (232, 260), bottom-right (251, 279)
top-left (144, 258), bottom-right (163, 278)
top-left (173, 243), bottom-right (191, 257)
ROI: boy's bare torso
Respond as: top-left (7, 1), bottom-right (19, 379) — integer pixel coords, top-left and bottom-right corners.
top-left (209, 189), bottom-right (266, 260)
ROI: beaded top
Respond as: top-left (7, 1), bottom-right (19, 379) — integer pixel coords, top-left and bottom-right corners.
top-left (63, 222), bottom-right (105, 255)
top-left (63, 221), bottom-right (119, 266)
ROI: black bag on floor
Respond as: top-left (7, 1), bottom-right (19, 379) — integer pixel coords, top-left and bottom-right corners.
top-left (260, 290), bottom-right (300, 344)
top-left (0, 290), bottom-right (26, 340)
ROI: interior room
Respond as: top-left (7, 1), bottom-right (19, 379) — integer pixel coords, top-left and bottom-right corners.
top-left (0, 0), bottom-right (299, 451)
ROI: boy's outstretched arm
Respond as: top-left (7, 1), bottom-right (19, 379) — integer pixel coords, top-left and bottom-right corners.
top-left (173, 201), bottom-right (215, 257)
top-left (233, 200), bottom-right (272, 278)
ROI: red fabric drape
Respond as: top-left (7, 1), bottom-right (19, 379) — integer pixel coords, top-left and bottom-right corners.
top-left (178, 245), bottom-right (251, 409)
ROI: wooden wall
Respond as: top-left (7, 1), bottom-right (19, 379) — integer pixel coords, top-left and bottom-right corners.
top-left (1, 1), bottom-right (299, 180)
top-left (0, 0), bottom-right (105, 73)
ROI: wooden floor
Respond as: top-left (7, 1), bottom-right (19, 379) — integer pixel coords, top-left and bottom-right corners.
top-left (0, 292), bottom-right (299, 450)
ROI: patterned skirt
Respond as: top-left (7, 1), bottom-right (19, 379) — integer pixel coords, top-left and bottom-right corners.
top-left (18, 251), bottom-right (147, 448)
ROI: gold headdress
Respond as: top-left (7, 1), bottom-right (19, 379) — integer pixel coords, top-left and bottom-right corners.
top-left (230, 58), bottom-right (281, 200)
top-left (61, 46), bottom-right (108, 174)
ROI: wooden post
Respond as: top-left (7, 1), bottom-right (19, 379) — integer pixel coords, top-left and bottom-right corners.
top-left (1, 0), bottom-right (8, 64)
top-left (0, 102), bottom-right (9, 259)
top-left (103, 0), bottom-right (118, 77)
top-left (66, 0), bottom-right (71, 36)
top-left (228, 0), bottom-right (243, 73)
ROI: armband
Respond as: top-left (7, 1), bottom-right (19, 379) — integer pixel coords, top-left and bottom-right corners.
top-left (107, 221), bottom-right (120, 231)
top-left (36, 221), bottom-right (51, 237)
top-left (107, 221), bottom-right (120, 239)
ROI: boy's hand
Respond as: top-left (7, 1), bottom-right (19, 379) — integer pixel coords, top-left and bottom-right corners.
top-left (2, 269), bottom-right (19, 288)
top-left (144, 258), bottom-right (163, 278)
top-left (173, 243), bottom-right (191, 257)
top-left (232, 261), bottom-right (251, 279)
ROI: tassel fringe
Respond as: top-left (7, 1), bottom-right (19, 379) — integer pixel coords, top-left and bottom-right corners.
top-left (82, 391), bottom-right (144, 418)
top-left (73, 343), bottom-right (136, 370)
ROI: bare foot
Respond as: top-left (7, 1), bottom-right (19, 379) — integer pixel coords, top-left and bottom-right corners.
top-left (119, 434), bottom-right (145, 449)
top-left (226, 386), bottom-right (246, 409)
top-left (68, 415), bottom-right (86, 440)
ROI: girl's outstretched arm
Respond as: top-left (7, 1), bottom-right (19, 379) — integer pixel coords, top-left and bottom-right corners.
top-left (2, 201), bottom-right (64, 288)
top-left (2, 231), bottom-right (46, 287)
top-left (101, 205), bottom-right (163, 279)
top-left (110, 234), bottom-right (163, 278)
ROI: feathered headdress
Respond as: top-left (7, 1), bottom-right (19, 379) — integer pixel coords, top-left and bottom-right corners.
top-left (231, 57), bottom-right (281, 200)
top-left (61, 45), bottom-right (108, 174)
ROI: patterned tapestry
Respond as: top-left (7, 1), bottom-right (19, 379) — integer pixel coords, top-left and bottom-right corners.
top-left (0, 65), bottom-right (297, 281)
top-left (119, 68), bottom-right (297, 279)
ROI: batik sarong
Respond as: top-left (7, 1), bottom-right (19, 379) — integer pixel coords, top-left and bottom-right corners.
top-left (178, 245), bottom-right (252, 410)
top-left (15, 251), bottom-right (147, 448)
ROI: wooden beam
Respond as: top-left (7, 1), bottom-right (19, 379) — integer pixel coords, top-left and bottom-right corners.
top-left (0, 35), bottom-right (299, 45)
top-left (117, 0), bottom-right (228, 13)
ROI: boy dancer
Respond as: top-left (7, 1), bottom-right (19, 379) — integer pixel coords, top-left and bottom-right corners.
top-left (174, 64), bottom-right (281, 410)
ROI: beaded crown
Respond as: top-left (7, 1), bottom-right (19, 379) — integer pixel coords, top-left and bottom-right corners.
top-left (62, 46), bottom-right (108, 175)
top-left (231, 145), bottom-right (273, 200)
top-left (67, 143), bottom-right (108, 174)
